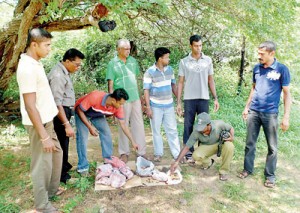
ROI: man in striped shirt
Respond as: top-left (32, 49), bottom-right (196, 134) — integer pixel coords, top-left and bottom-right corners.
top-left (143, 47), bottom-right (180, 162)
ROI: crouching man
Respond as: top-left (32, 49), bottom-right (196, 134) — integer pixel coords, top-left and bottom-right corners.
top-left (75, 88), bottom-right (138, 176)
top-left (170, 112), bottom-right (234, 181)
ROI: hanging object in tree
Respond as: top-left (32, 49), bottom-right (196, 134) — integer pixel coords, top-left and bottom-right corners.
top-left (98, 20), bottom-right (117, 32)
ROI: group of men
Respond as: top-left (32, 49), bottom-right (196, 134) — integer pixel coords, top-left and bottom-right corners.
top-left (17, 28), bottom-right (291, 212)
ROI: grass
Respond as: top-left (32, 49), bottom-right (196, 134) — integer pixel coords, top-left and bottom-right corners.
top-left (0, 66), bottom-right (299, 212)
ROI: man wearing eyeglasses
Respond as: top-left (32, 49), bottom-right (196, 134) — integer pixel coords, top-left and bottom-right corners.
top-left (48, 48), bottom-right (85, 184)
top-left (106, 39), bottom-right (147, 163)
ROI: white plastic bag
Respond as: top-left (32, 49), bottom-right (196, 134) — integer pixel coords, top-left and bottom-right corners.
top-left (136, 156), bottom-right (155, 177)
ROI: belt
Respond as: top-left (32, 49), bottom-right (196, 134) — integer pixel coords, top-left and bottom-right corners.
top-left (63, 106), bottom-right (74, 110)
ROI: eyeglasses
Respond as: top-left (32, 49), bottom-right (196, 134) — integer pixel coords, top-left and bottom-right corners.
top-left (70, 61), bottom-right (82, 67)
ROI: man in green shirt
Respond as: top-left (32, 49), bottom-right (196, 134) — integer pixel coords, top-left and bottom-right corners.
top-left (170, 112), bottom-right (235, 181)
top-left (106, 39), bottom-right (147, 162)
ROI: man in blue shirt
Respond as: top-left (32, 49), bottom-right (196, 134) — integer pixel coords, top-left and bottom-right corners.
top-left (239, 41), bottom-right (291, 188)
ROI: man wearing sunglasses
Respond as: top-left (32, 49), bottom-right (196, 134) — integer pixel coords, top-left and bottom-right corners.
top-left (48, 48), bottom-right (85, 184)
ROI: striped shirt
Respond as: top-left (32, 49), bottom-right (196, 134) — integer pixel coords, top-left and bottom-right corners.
top-left (143, 64), bottom-right (176, 108)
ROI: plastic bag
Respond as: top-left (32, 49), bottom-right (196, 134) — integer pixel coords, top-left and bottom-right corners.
top-left (119, 166), bottom-right (134, 179)
top-left (136, 156), bottom-right (154, 177)
top-left (152, 170), bottom-right (168, 182)
top-left (104, 156), bottom-right (126, 168)
top-left (95, 164), bottom-right (113, 180)
top-left (110, 169), bottom-right (126, 188)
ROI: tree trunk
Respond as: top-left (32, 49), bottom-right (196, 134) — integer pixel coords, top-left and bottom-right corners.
top-left (0, 0), bottom-right (99, 93)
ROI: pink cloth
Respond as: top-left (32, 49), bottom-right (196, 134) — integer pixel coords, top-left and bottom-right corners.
top-left (104, 156), bottom-right (126, 168)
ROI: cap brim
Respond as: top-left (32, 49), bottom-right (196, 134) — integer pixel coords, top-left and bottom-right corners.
top-left (196, 124), bottom-right (206, 132)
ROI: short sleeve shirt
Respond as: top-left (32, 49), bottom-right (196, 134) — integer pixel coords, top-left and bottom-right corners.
top-left (75, 90), bottom-right (124, 119)
top-left (143, 64), bottom-right (176, 108)
top-left (47, 62), bottom-right (75, 107)
top-left (17, 54), bottom-right (58, 125)
top-left (178, 53), bottom-right (213, 100)
top-left (186, 120), bottom-right (232, 147)
top-left (250, 59), bottom-right (291, 113)
top-left (106, 56), bottom-right (140, 102)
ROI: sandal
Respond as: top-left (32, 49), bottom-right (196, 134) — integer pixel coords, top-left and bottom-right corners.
top-left (238, 170), bottom-right (250, 179)
top-left (55, 186), bottom-right (66, 196)
top-left (264, 179), bottom-right (275, 188)
top-left (219, 174), bottom-right (228, 181)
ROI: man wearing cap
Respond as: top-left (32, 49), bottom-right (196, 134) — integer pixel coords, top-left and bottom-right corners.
top-left (170, 112), bottom-right (234, 181)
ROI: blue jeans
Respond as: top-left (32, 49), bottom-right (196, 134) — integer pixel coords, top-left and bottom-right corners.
top-left (150, 106), bottom-right (180, 159)
top-left (183, 99), bottom-right (209, 152)
top-left (244, 110), bottom-right (278, 181)
top-left (75, 113), bottom-right (113, 172)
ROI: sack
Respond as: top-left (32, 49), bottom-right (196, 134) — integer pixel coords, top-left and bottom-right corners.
top-left (98, 20), bottom-right (116, 32)
top-left (136, 156), bottom-right (154, 177)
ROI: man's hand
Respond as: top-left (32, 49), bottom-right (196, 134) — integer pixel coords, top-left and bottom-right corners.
top-left (132, 142), bottom-right (139, 151)
top-left (280, 116), bottom-right (290, 132)
top-left (170, 161), bottom-right (179, 174)
top-left (89, 126), bottom-right (99, 136)
top-left (176, 104), bottom-right (183, 117)
top-left (145, 107), bottom-right (152, 119)
top-left (242, 108), bottom-right (249, 120)
top-left (214, 99), bottom-right (220, 112)
top-left (42, 138), bottom-right (57, 152)
top-left (65, 123), bottom-right (75, 138)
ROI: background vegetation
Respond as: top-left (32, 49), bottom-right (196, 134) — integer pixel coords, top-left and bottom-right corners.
top-left (0, 0), bottom-right (299, 212)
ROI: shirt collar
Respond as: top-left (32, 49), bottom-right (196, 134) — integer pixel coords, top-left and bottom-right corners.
top-left (58, 62), bottom-right (69, 75)
top-left (20, 53), bottom-right (43, 66)
top-left (153, 63), bottom-right (168, 72)
top-left (259, 58), bottom-right (278, 69)
top-left (188, 52), bottom-right (205, 61)
top-left (101, 94), bottom-right (110, 107)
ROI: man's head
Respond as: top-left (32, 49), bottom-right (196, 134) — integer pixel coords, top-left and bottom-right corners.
top-left (155, 47), bottom-right (171, 66)
top-left (117, 39), bottom-right (131, 59)
top-left (258, 41), bottom-right (276, 66)
top-left (189, 34), bottom-right (202, 55)
top-left (62, 48), bottom-right (85, 73)
top-left (196, 112), bottom-right (211, 132)
top-left (26, 28), bottom-right (53, 59)
top-left (109, 88), bottom-right (129, 108)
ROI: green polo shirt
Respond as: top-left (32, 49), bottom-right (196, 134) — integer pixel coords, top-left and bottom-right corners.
top-left (106, 55), bottom-right (140, 102)
top-left (186, 120), bottom-right (232, 147)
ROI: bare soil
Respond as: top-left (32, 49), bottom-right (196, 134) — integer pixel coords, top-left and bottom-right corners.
top-left (1, 122), bottom-right (299, 213)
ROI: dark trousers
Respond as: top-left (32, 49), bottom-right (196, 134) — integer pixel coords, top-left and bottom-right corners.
top-left (244, 110), bottom-right (278, 182)
top-left (183, 99), bottom-right (209, 153)
top-left (53, 106), bottom-right (73, 183)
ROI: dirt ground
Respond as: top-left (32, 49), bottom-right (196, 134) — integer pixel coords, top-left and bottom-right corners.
top-left (3, 122), bottom-right (299, 213)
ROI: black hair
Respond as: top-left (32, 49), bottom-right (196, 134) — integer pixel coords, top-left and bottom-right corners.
top-left (154, 47), bottom-right (171, 62)
top-left (189, 34), bottom-right (202, 45)
top-left (26, 28), bottom-right (53, 49)
top-left (258, 41), bottom-right (276, 52)
top-left (63, 48), bottom-right (85, 62)
top-left (110, 88), bottom-right (129, 101)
